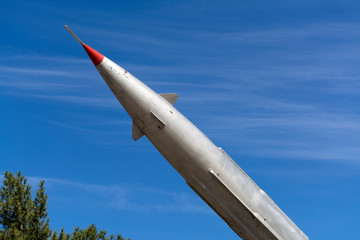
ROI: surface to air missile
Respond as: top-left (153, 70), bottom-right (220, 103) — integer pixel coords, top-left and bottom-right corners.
top-left (65, 26), bottom-right (309, 240)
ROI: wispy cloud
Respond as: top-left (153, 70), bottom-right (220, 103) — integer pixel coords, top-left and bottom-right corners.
top-left (26, 176), bottom-right (210, 214)
top-left (201, 107), bottom-right (360, 164)
top-left (28, 94), bottom-right (119, 108)
top-left (2, 21), bottom-right (359, 168)
top-left (3, 55), bottom-right (89, 64)
top-left (207, 112), bottom-right (360, 130)
top-left (0, 79), bottom-right (80, 90)
top-left (204, 22), bottom-right (360, 44)
top-left (0, 66), bottom-right (80, 77)
top-left (44, 120), bottom-right (122, 134)
top-left (248, 166), bottom-right (359, 179)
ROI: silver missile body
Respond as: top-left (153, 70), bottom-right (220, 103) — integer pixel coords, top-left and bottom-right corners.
top-left (66, 26), bottom-right (309, 240)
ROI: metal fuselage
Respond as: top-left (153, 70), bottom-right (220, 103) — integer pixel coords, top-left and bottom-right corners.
top-left (92, 56), bottom-right (309, 240)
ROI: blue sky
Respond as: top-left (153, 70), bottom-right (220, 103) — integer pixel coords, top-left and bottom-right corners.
top-left (1, 0), bottom-right (359, 239)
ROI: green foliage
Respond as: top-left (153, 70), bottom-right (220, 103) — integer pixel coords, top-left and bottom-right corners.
top-left (0, 171), bottom-right (51, 240)
top-left (56, 224), bottom-right (128, 240)
top-left (0, 171), bottom-right (130, 240)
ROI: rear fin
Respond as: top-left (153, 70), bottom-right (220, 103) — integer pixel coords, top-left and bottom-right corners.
top-left (132, 119), bottom-right (144, 141)
top-left (159, 93), bottom-right (178, 105)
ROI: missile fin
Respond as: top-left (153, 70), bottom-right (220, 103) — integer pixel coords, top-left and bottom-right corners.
top-left (159, 93), bottom-right (178, 105)
top-left (132, 119), bottom-right (145, 141)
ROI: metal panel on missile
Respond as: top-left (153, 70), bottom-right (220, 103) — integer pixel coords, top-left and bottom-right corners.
top-left (187, 170), bottom-right (281, 240)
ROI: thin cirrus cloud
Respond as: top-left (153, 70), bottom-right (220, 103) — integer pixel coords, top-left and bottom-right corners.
top-left (24, 175), bottom-right (210, 214)
top-left (2, 22), bottom-right (358, 168)
top-left (0, 65), bottom-right (82, 77)
top-left (28, 94), bottom-right (118, 108)
top-left (5, 55), bottom-right (90, 64)
top-left (205, 22), bottom-right (360, 44)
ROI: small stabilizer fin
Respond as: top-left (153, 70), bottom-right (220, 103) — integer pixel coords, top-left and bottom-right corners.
top-left (132, 119), bottom-right (144, 141)
top-left (159, 93), bottom-right (178, 105)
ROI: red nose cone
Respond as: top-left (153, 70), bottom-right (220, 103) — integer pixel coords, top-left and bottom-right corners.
top-left (83, 44), bottom-right (104, 66)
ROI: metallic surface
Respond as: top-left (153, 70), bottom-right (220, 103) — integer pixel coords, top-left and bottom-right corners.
top-left (67, 27), bottom-right (309, 240)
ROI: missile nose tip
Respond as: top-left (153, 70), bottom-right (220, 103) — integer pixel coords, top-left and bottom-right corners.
top-left (64, 25), bottom-right (104, 66)
top-left (83, 44), bottom-right (104, 66)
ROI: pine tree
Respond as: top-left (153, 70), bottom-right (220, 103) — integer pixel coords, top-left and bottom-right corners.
top-left (0, 171), bottom-right (130, 240)
top-left (0, 171), bottom-right (51, 239)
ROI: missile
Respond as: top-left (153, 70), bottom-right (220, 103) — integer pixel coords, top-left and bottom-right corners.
top-left (65, 26), bottom-right (309, 240)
